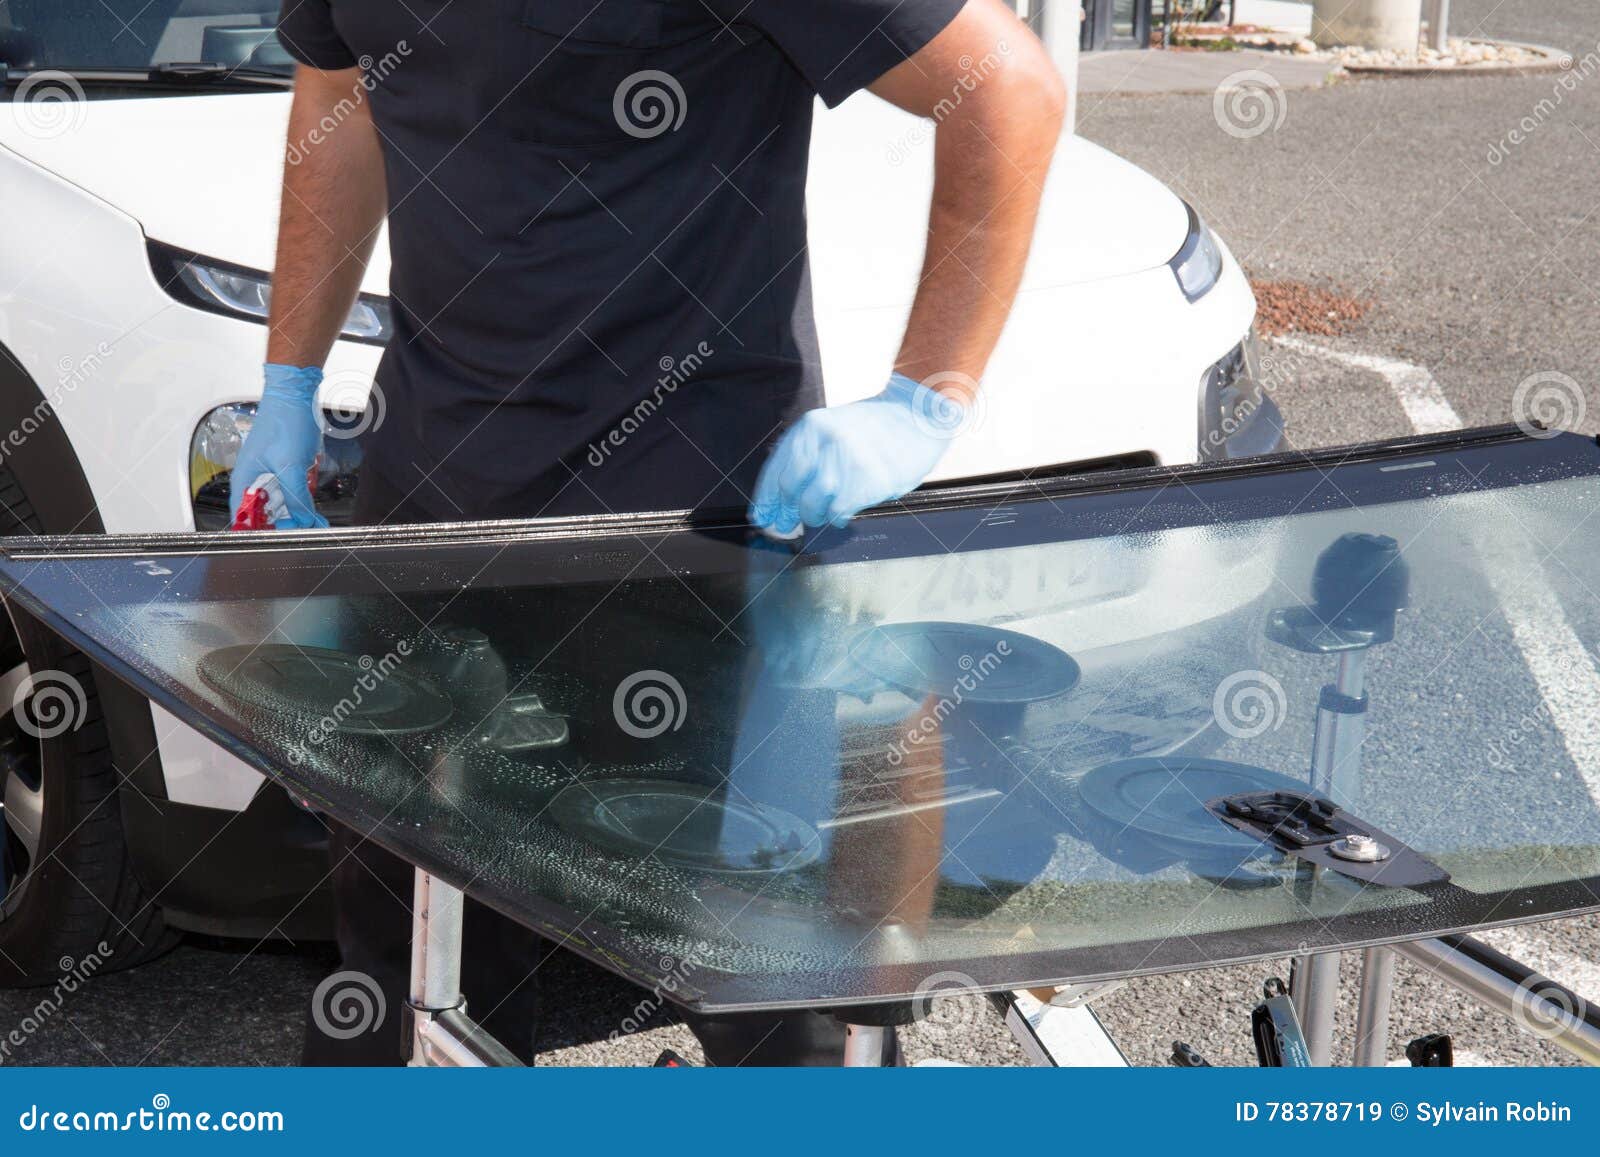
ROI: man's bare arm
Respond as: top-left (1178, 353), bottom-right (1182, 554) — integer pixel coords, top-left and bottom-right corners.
top-left (266, 65), bottom-right (388, 366)
top-left (870, 0), bottom-right (1066, 399)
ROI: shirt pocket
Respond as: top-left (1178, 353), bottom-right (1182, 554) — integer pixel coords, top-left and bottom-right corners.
top-left (505, 0), bottom-right (682, 147)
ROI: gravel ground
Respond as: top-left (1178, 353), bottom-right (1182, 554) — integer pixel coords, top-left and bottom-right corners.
top-left (4, 0), bottom-right (1598, 1069)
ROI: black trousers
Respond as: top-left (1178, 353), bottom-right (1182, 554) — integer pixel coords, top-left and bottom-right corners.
top-left (303, 452), bottom-right (882, 1066)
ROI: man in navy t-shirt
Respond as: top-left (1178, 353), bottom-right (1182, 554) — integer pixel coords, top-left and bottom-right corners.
top-left (247, 0), bottom-right (1066, 1064)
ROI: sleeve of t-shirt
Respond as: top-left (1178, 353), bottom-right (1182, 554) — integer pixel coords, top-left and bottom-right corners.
top-left (277, 0), bottom-right (360, 70)
top-left (721, 0), bottom-right (970, 108)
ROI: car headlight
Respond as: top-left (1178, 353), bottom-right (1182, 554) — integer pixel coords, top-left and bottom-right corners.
top-left (148, 240), bottom-right (393, 345)
top-left (1170, 203), bottom-right (1225, 303)
top-left (190, 403), bottom-right (364, 530)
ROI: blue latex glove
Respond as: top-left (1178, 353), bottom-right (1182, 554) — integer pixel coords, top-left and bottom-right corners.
top-left (228, 363), bottom-right (329, 530)
top-left (749, 373), bottom-right (966, 537)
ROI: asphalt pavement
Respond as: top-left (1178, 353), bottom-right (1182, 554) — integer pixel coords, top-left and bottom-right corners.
top-left (1078, 0), bottom-right (1600, 447)
top-left (3, 0), bottom-right (1598, 1068)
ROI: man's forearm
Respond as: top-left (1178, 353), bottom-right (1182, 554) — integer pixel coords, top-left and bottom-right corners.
top-left (895, 74), bottom-right (1064, 392)
top-left (870, 0), bottom-right (1066, 399)
top-left (266, 65), bottom-right (388, 367)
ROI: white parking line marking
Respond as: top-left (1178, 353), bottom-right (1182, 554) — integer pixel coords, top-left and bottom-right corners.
top-left (1277, 337), bottom-right (1600, 809)
top-left (1274, 336), bottom-right (1459, 434)
top-left (1474, 545), bottom-right (1600, 809)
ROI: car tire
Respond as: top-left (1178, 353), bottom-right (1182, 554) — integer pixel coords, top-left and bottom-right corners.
top-left (0, 465), bottom-right (179, 987)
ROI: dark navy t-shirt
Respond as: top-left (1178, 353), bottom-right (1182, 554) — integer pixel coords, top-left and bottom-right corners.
top-left (276, 0), bottom-right (967, 518)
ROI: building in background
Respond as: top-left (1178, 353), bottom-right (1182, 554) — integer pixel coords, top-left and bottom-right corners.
top-left (1009, 0), bottom-right (1160, 53)
top-left (1081, 0), bottom-right (1155, 50)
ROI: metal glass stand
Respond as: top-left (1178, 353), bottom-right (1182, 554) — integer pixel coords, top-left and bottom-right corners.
top-left (1391, 937), bottom-right (1600, 1067)
top-left (402, 866), bottom-right (1600, 1067)
top-left (406, 871), bottom-right (523, 1067)
top-left (1267, 533), bottom-right (1409, 1066)
top-left (400, 872), bottom-right (1138, 1069)
top-left (840, 1025), bottom-right (889, 1067)
top-left (1352, 947), bottom-right (1395, 1066)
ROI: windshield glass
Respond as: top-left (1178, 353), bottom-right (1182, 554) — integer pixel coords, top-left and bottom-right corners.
top-left (0, 0), bottom-right (291, 73)
top-left (4, 432), bottom-right (1600, 1010)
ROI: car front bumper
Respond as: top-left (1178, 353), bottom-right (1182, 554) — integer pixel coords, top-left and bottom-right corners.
top-left (1200, 329), bottom-right (1289, 461)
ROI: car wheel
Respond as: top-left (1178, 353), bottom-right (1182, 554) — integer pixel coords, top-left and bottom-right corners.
top-left (0, 466), bottom-right (178, 987)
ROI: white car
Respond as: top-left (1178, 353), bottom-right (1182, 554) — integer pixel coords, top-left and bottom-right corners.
top-left (0, 6), bottom-right (1279, 983)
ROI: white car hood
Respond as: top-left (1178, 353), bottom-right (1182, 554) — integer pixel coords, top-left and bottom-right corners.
top-left (809, 91), bottom-right (1191, 307)
top-left (0, 89), bottom-right (1188, 297)
top-left (0, 91), bottom-right (393, 294)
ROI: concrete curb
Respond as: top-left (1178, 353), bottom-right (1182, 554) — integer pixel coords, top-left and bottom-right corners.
top-left (1339, 39), bottom-right (1573, 77)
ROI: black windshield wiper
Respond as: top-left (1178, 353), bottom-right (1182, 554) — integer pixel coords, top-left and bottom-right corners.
top-left (0, 64), bottom-right (290, 90)
top-left (148, 61), bottom-right (291, 84)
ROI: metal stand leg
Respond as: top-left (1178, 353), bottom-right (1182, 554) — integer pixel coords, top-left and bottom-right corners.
top-left (1315, 651), bottom-right (1367, 809)
top-left (1289, 951), bottom-right (1340, 1065)
top-left (1289, 650), bottom-right (1369, 1065)
top-left (841, 1023), bottom-right (887, 1066)
top-left (406, 869), bottom-right (524, 1067)
top-left (1268, 535), bottom-right (1408, 1068)
top-left (1352, 946), bottom-right (1395, 1066)
top-left (995, 990), bottom-right (1129, 1067)
top-left (1394, 937), bottom-right (1600, 1066)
